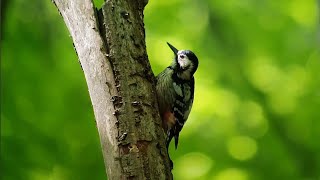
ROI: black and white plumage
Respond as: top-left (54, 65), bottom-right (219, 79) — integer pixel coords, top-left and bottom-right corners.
top-left (156, 42), bottom-right (199, 150)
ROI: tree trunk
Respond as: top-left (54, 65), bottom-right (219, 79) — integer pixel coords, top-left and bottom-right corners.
top-left (52, 0), bottom-right (173, 179)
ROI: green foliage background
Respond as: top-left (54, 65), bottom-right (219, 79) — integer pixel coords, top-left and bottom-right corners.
top-left (1, 0), bottom-right (319, 179)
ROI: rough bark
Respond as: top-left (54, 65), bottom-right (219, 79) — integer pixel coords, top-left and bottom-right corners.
top-left (52, 0), bottom-right (173, 179)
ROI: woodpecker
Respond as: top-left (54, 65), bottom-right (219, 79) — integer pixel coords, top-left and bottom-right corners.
top-left (156, 42), bottom-right (199, 151)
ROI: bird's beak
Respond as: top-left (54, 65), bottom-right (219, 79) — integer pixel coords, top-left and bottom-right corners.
top-left (167, 42), bottom-right (178, 54)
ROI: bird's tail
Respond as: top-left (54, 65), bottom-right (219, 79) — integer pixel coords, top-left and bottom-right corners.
top-left (174, 134), bottom-right (179, 149)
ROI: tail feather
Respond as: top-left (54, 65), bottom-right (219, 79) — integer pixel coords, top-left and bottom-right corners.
top-left (166, 130), bottom-right (174, 149)
top-left (174, 134), bottom-right (179, 149)
top-left (167, 129), bottom-right (181, 149)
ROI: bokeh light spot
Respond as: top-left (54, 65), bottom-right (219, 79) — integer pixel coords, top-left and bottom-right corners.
top-left (239, 101), bottom-right (269, 138)
top-left (247, 56), bottom-right (311, 115)
top-left (194, 86), bottom-right (240, 119)
top-left (177, 2), bottom-right (209, 36)
top-left (213, 168), bottom-right (248, 180)
top-left (288, 0), bottom-right (317, 28)
top-left (227, 136), bottom-right (257, 161)
top-left (247, 56), bottom-right (283, 94)
top-left (28, 165), bottom-right (67, 180)
top-left (175, 152), bottom-right (213, 180)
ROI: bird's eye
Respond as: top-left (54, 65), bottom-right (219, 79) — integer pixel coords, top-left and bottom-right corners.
top-left (179, 55), bottom-right (185, 59)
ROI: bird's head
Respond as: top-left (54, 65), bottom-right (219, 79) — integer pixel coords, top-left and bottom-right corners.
top-left (167, 42), bottom-right (199, 79)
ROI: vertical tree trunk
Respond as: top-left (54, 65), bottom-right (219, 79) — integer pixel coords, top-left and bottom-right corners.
top-left (52, 0), bottom-right (173, 179)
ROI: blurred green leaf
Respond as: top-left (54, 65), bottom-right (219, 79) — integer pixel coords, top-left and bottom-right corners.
top-left (1, 0), bottom-right (319, 179)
